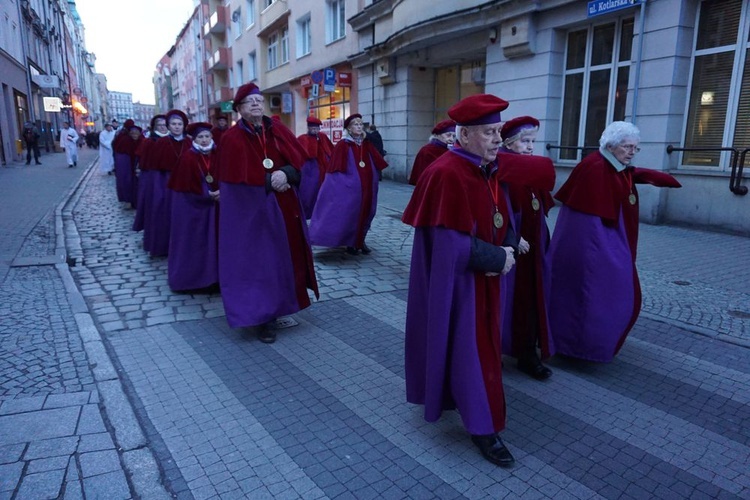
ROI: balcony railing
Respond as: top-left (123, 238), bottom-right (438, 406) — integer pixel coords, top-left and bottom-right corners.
top-left (203, 8), bottom-right (227, 37)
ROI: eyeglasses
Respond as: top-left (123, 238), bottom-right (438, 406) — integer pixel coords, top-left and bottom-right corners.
top-left (240, 96), bottom-right (264, 105)
top-left (618, 144), bottom-right (641, 153)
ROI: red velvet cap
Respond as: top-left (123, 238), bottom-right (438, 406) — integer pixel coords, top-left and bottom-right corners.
top-left (165, 109), bottom-right (188, 126)
top-left (448, 94), bottom-right (509, 126)
top-left (187, 122), bottom-right (213, 137)
top-left (501, 115), bottom-right (540, 141)
top-left (432, 119), bottom-right (456, 135)
top-left (344, 113), bottom-right (362, 129)
top-left (150, 114), bottom-right (167, 130)
top-left (307, 117), bottom-right (322, 126)
top-left (232, 83), bottom-right (261, 111)
top-left (129, 125), bottom-right (143, 132)
top-left (123, 119), bottom-right (135, 129)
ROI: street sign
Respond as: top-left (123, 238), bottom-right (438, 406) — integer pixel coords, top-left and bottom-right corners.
top-left (43, 97), bottom-right (62, 112)
top-left (587, 0), bottom-right (641, 17)
top-left (311, 83), bottom-right (319, 98)
top-left (220, 101), bottom-right (233, 113)
top-left (324, 67), bottom-right (336, 92)
top-left (311, 70), bottom-right (324, 84)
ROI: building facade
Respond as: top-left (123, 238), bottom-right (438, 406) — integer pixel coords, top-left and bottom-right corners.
top-left (133, 102), bottom-right (156, 131)
top-left (108, 91), bottom-right (133, 123)
top-left (349, 0), bottom-right (750, 234)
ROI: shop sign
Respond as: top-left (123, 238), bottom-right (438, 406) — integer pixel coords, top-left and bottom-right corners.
top-left (321, 117), bottom-right (344, 144)
top-left (338, 72), bottom-right (352, 87)
top-left (301, 76), bottom-right (312, 86)
top-left (220, 101), bottom-right (233, 112)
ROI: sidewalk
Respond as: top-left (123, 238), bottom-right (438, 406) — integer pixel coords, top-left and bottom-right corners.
top-left (4, 152), bottom-right (750, 499)
top-left (0, 149), bottom-right (168, 500)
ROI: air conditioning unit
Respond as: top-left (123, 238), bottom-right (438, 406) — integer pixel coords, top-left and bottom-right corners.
top-left (269, 95), bottom-right (282, 109)
top-left (376, 57), bottom-right (396, 85)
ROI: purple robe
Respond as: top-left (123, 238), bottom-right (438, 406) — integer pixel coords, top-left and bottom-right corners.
top-left (308, 148), bottom-right (379, 248)
top-left (167, 185), bottom-right (218, 292)
top-left (132, 170), bottom-right (154, 232)
top-left (298, 158), bottom-right (322, 219)
top-left (405, 227), bottom-right (503, 435)
top-left (142, 171), bottom-right (172, 257)
top-left (547, 207), bottom-right (636, 362)
top-left (219, 183), bottom-right (316, 328)
top-left (114, 152), bottom-right (136, 204)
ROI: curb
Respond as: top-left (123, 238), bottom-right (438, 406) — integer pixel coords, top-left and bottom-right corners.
top-left (54, 159), bottom-right (172, 499)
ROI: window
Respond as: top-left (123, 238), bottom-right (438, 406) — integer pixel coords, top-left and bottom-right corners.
top-left (326, 0), bottom-right (346, 43)
top-left (434, 62), bottom-right (485, 124)
top-left (281, 27), bottom-right (289, 64)
top-left (264, 0), bottom-right (276, 8)
top-left (267, 33), bottom-right (279, 69)
top-left (559, 18), bottom-right (634, 161)
top-left (245, 0), bottom-right (255, 29)
top-left (236, 60), bottom-right (244, 87)
top-left (248, 52), bottom-right (257, 81)
top-left (232, 8), bottom-right (242, 38)
top-left (683, 0), bottom-right (750, 168)
top-left (297, 14), bottom-right (312, 57)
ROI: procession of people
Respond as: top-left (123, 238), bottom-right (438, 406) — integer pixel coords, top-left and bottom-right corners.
top-left (97, 83), bottom-right (680, 469)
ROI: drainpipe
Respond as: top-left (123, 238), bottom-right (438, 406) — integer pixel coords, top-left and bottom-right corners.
top-left (630, 0), bottom-right (647, 125)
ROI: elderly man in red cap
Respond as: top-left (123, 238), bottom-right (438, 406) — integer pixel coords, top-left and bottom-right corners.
top-left (297, 116), bottom-right (334, 218)
top-left (402, 94), bottom-right (519, 467)
top-left (214, 82), bottom-right (318, 343)
top-left (309, 113), bottom-right (388, 255)
top-left (497, 115), bottom-right (556, 381)
top-left (408, 119), bottom-right (456, 185)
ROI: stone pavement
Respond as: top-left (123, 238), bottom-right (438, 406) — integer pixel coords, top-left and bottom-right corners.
top-left (3, 150), bottom-right (750, 499)
top-left (0, 150), bottom-right (167, 500)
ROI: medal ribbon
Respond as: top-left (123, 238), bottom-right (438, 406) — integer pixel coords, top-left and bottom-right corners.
top-left (198, 153), bottom-right (211, 182)
top-left (256, 122), bottom-right (270, 163)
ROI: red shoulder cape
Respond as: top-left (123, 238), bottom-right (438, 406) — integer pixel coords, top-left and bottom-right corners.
top-left (149, 136), bottom-right (192, 172)
top-left (215, 117), bottom-right (307, 186)
top-left (327, 139), bottom-right (388, 174)
top-left (168, 148), bottom-right (218, 195)
top-left (409, 142), bottom-right (448, 186)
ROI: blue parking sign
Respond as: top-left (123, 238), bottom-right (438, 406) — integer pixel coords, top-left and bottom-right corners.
top-left (324, 68), bottom-right (336, 92)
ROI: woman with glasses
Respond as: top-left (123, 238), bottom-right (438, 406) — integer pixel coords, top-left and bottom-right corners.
top-left (547, 121), bottom-right (681, 363)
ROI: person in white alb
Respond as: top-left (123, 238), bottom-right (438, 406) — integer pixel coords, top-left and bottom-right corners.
top-left (59, 121), bottom-right (79, 168)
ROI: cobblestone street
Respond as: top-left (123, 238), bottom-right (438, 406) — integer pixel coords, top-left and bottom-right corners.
top-left (1, 154), bottom-right (749, 499)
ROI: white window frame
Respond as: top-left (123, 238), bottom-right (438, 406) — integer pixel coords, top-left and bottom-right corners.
top-left (245, 0), bottom-right (255, 30)
top-left (297, 14), bottom-right (312, 58)
top-left (680, 0), bottom-right (750, 170)
top-left (232, 8), bottom-right (242, 39)
top-left (267, 33), bottom-right (279, 70)
top-left (281, 27), bottom-right (289, 64)
top-left (326, 0), bottom-right (346, 44)
top-left (558, 18), bottom-right (633, 162)
top-left (248, 51), bottom-right (257, 81)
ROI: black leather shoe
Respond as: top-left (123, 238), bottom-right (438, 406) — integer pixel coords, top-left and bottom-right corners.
top-left (471, 434), bottom-right (515, 467)
top-left (345, 246), bottom-right (358, 255)
top-left (256, 327), bottom-right (277, 344)
top-left (360, 243), bottom-right (372, 254)
top-left (518, 359), bottom-right (552, 381)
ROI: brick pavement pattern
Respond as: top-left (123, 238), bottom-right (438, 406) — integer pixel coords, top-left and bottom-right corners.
top-left (60, 159), bottom-right (750, 498)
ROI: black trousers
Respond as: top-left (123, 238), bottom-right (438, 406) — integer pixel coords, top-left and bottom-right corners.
top-left (25, 141), bottom-right (40, 163)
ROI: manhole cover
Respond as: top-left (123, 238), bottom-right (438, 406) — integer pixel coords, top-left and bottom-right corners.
top-left (672, 280), bottom-right (691, 286)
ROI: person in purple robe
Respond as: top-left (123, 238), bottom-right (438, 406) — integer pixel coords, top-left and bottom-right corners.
top-left (308, 113), bottom-right (388, 255)
top-left (167, 122), bottom-right (219, 292)
top-left (548, 121), bottom-right (681, 362)
top-left (297, 117), bottom-right (334, 219)
top-left (499, 116), bottom-right (556, 380)
top-left (113, 123), bottom-right (142, 208)
top-left (215, 82), bottom-right (318, 344)
top-left (141, 110), bottom-right (190, 257)
top-left (408, 119), bottom-right (456, 186)
top-left (402, 94), bottom-right (519, 468)
top-left (133, 114), bottom-right (168, 233)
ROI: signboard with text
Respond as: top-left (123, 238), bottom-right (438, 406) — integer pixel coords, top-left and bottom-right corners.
top-left (587, 0), bottom-right (641, 17)
top-left (321, 117), bottom-right (344, 144)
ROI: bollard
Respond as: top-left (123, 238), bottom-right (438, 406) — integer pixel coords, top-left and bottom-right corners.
top-left (15, 139), bottom-right (23, 155)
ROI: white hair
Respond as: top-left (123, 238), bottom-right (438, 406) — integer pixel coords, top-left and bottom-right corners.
top-left (599, 121), bottom-right (640, 149)
top-left (503, 126), bottom-right (538, 147)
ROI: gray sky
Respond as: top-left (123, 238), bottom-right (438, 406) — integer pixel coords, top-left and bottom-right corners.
top-left (74, 0), bottom-right (195, 104)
